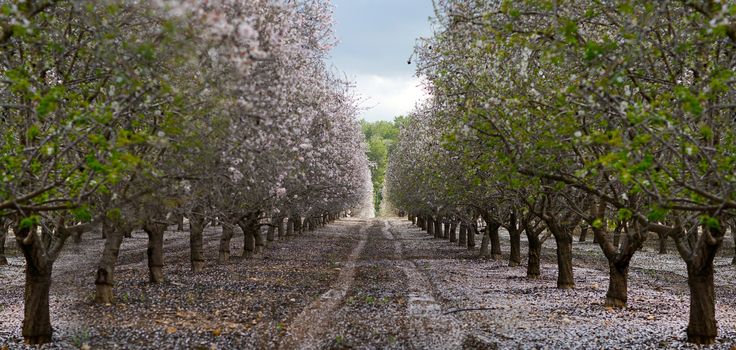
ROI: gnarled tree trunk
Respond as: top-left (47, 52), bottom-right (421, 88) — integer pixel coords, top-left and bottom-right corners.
top-left (508, 227), bottom-right (521, 267)
top-left (254, 224), bottom-right (265, 254)
top-left (189, 212), bottom-right (206, 272)
top-left (526, 231), bottom-right (541, 279)
top-left (95, 224), bottom-right (128, 304)
top-left (218, 223), bottom-right (235, 263)
top-left (579, 225), bottom-right (588, 242)
top-left (143, 221), bottom-right (167, 283)
top-left (286, 218), bottom-right (294, 236)
top-left (467, 223), bottom-right (476, 249)
top-left (0, 222), bottom-right (8, 265)
top-left (682, 225), bottom-right (723, 345)
top-left (553, 231), bottom-right (575, 289)
top-left (15, 225), bottom-right (53, 344)
top-left (434, 217), bottom-right (443, 238)
top-left (458, 224), bottom-right (467, 246)
top-left (479, 228), bottom-right (490, 259)
top-left (489, 221), bottom-right (502, 260)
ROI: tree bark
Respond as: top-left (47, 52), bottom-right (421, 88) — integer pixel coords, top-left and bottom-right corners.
top-left (287, 217), bottom-right (294, 236)
top-left (95, 224), bottom-right (128, 304)
top-left (605, 261), bottom-right (629, 308)
top-left (658, 232), bottom-right (668, 254)
top-left (489, 221), bottom-right (502, 260)
top-left (239, 220), bottom-right (256, 258)
top-left (686, 262), bottom-right (717, 344)
top-left (426, 217), bottom-right (434, 235)
top-left (218, 222), bottom-right (235, 263)
top-left (276, 216), bottom-right (285, 238)
top-left (0, 224), bottom-right (7, 265)
top-left (294, 215), bottom-right (303, 234)
top-left (434, 217), bottom-right (443, 238)
top-left (143, 221), bottom-right (166, 283)
top-left (458, 224), bottom-right (467, 246)
top-left (189, 212), bottom-right (206, 273)
top-left (176, 214), bottom-right (185, 231)
top-left (467, 223), bottom-right (476, 249)
top-left (554, 232), bottom-right (575, 289)
top-left (479, 227), bottom-right (490, 258)
top-left (579, 225), bottom-right (588, 242)
top-left (526, 231), bottom-right (541, 279)
top-left (15, 226), bottom-right (53, 344)
top-left (508, 227), bottom-right (521, 267)
top-left (682, 225), bottom-right (723, 345)
top-left (267, 219), bottom-right (276, 243)
top-left (733, 228), bottom-right (736, 265)
top-left (448, 222), bottom-right (457, 242)
top-left (613, 223), bottom-right (622, 249)
top-left (254, 224), bottom-right (265, 254)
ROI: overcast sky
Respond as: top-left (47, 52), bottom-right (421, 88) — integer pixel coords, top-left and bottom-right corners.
top-left (328, 0), bottom-right (434, 122)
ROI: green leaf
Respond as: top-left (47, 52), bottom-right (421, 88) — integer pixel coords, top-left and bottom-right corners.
top-left (19, 215), bottom-right (41, 229)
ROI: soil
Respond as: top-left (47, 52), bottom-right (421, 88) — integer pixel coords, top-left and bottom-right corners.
top-left (1, 217), bottom-right (735, 349)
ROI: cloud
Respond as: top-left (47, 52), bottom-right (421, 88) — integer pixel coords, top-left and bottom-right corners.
top-left (352, 74), bottom-right (429, 122)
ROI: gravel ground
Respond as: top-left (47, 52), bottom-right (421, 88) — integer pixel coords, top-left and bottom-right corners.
top-left (1, 217), bottom-right (735, 349)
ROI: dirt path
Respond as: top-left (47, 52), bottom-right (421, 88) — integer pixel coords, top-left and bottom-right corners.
top-left (1, 217), bottom-right (736, 349)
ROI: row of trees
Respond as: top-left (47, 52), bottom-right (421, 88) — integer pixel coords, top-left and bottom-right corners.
top-left (360, 117), bottom-right (403, 214)
top-left (0, 0), bottom-right (372, 344)
top-left (386, 0), bottom-right (736, 345)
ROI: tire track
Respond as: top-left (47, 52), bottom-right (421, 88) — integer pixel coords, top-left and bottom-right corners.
top-left (384, 219), bottom-right (471, 349)
top-left (278, 219), bottom-right (370, 350)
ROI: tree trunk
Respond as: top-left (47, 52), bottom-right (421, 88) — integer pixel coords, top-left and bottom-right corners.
top-left (732, 228), bottom-right (736, 265)
top-left (526, 232), bottom-right (541, 279)
top-left (613, 224), bottom-right (622, 249)
top-left (467, 224), bottom-right (476, 249)
top-left (287, 218), bottom-right (294, 236)
top-left (554, 233), bottom-right (575, 289)
top-left (239, 221), bottom-right (256, 258)
top-left (95, 225), bottom-right (127, 304)
top-left (143, 222), bottom-right (166, 283)
top-left (189, 213), bottom-right (206, 273)
top-left (448, 223), bottom-right (457, 243)
top-left (176, 214), bottom-right (185, 231)
top-left (267, 220), bottom-right (276, 243)
top-left (412, 216), bottom-right (417, 226)
top-left (479, 228), bottom-right (490, 258)
top-left (254, 224), bottom-right (265, 254)
top-left (508, 228), bottom-right (521, 267)
top-left (605, 261), bottom-right (628, 308)
top-left (579, 225), bottom-right (588, 242)
top-left (434, 217), bottom-right (443, 238)
top-left (0, 226), bottom-right (7, 265)
top-left (15, 226), bottom-right (53, 344)
top-left (427, 217), bottom-right (434, 235)
top-left (458, 224), bottom-right (467, 246)
top-left (658, 232), bottom-right (668, 254)
top-left (686, 262), bottom-right (717, 344)
top-left (294, 216), bottom-right (303, 234)
top-left (218, 223), bottom-right (234, 263)
top-left (276, 216), bottom-right (285, 238)
top-left (683, 225), bottom-right (723, 345)
top-left (489, 222), bottom-right (502, 260)
top-left (442, 221), bottom-right (449, 239)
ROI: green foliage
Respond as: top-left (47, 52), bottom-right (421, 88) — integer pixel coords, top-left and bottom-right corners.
top-left (361, 117), bottom-right (402, 213)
